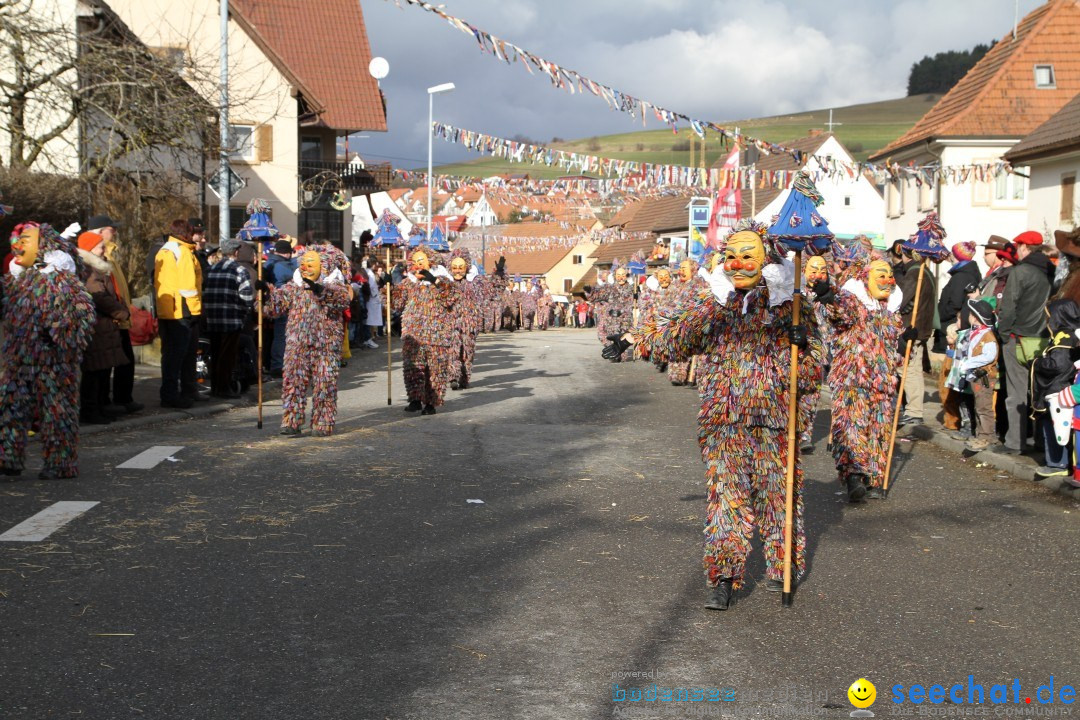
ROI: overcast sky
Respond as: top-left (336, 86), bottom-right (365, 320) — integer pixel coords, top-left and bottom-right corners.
top-left (355, 0), bottom-right (1044, 169)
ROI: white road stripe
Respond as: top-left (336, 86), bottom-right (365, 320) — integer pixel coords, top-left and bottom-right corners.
top-left (116, 445), bottom-right (185, 470)
top-left (0, 501), bottom-right (100, 542)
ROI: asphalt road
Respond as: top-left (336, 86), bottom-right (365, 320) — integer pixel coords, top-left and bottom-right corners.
top-left (1, 329), bottom-right (1077, 720)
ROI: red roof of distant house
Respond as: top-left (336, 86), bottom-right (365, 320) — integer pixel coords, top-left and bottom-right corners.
top-left (231, 0), bottom-right (386, 132)
top-left (432, 215), bottom-right (468, 232)
top-left (872, 0), bottom-right (1080, 159)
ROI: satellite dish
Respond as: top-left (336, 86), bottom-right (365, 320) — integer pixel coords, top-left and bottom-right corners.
top-left (369, 57), bottom-right (389, 80)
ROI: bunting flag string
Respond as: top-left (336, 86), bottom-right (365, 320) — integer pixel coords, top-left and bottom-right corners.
top-left (391, 0), bottom-right (1015, 184)
top-left (456, 228), bottom-right (655, 256)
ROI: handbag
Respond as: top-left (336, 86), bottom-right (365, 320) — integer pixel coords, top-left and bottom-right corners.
top-left (1015, 335), bottom-right (1049, 365)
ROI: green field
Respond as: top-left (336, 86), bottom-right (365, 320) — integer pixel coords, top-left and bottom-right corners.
top-left (430, 94), bottom-right (939, 180)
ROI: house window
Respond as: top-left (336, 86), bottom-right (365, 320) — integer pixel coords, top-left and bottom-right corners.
top-left (994, 167), bottom-right (1027, 205)
top-left (1035, 64), bottom-right (1056, 89)
top-left (229, 124), bottom-right (255, 161)
top-left (572, 254), bottom-right (583, 265)
top-left (887, 181), bottom-right (901, 218)
top-left (301, 136), bottom-right (323, 162)
top-left (918, 181), bottom-right (934, 212)
top-left (843, 196), bottom-right (852, 207)
top-left (1062, 174), bottom-right (1077, 222)
top-left (563, 278), bottom-right (573, 293)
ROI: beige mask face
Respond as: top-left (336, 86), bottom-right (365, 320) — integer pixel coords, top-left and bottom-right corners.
top-left (450, 257), bottom-right (468, 281)
top-left (615, 268), bottom-right (628, 284)
top-left (300, 251), bottom-right (322, 281)
top-left (723, 231), bottom-right (766, 290)
top-left (656, 269), bottom-right (672, 288)
top-left (678, 260), bottom-right (694, 282)
top-left (867, 259), bottom-right (895, 299)
top-left (411, 250), bottom-right (431, 273)
top-left (805, 255), bottom-right (828, 284)
top-left (12, 226), bottom-right (40, 268)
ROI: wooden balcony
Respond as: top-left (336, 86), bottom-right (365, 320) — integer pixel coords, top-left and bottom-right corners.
top-left (299, 160), bottom-right (392, 195)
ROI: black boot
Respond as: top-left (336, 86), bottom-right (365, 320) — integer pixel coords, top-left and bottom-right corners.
top-left (279, 426), bottom-right (302, 437)
top-left (450, 381), bottom-right (460, 391)
top-left (421, 404), bottom-right (437, 415)
top-left (404, 400), bottom-right (422, 412)
top-left (2, 467), bottom-right (22, 480)
top-left (765, 578), bottom-right (784, 593)
top-left (704, 579), bottom-right (735, 610)
top-left (865, 485), bottom-right (885, 500)
top-left (846, 474), bottom-right (867, 503)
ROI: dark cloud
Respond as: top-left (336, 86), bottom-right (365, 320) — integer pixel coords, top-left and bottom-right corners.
top-left (355, 0), bottom-right (1042, 169)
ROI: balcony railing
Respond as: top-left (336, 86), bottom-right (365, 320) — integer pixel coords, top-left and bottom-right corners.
top-left (299, 160), bottom-right (392, 194)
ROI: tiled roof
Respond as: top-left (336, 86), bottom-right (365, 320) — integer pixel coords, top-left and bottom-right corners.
top-left (231, 0), bottom-right (386, 132)
top-left (483, 247), bottom-right (569, 276)
top-left (718, 133), bottom-right (833, 218)
top-left (481, 221), bottom-right (581, 239)
top-left (431, 214), bottom-right (469, 232)
top-left (570, 267), bottom-right (598, 295)
top-left (605, 200), bottom-right (644, 229)
top-left (871, 0), bottom-right (1080, 159)
top-left (1005, 90), bottom-right (1080, 161)
top-left (590, 235), bottom-right (659, 264)
top-left (621, 196), bottom-right (692, 234)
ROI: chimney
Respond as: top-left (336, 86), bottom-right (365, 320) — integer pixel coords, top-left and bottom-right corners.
top-left (807, 128), bottom-right (823, 137)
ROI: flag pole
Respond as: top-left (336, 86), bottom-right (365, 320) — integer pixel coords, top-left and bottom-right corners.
top-left (386, 246), bottom-right (392, 405)
top-left (883, 258), bottom-right (927, 496)
top-left (782, 249), bottom-right (803, 607)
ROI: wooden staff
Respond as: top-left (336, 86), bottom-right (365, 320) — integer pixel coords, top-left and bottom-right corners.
top-left (688, 355), bottom-right (698, 383)
top-left (518, 301), bottom-right (523, 330)
top-left (883, 258), bottom-right (927, 496)
top-left (386, 246), bottom-right (392, 406)
top-left (782, 249), bottom-right (803, 608)
top-left (257, 247), bottom-right (264, 430)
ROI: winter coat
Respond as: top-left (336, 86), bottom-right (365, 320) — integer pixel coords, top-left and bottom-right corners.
top-left (78, 249), bottom-right (131, 372)
top-left (938, 260), bottom-right (982, 329)
top-left (154, 236), bottom-right (202, 320)
top-left (1030, 299), bottom-right (1080, 414)
top-left (264, 253), bottom-right (297, 289)
top-left (997, 253), bottom-right (1052, 338)
top-left (896, 259), bottom-right (937, 342)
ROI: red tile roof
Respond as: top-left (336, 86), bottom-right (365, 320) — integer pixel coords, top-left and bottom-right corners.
top-left (231, 0), bottom-right (386, 132)
top-left (483, 247), bottom-right (569, 276)
top-left (620, 195), bottom-right (691, 234)
top-left (872, 0), bottom-right (1080, 159)
top-left (1005, 90), bottom-right (1080, 162)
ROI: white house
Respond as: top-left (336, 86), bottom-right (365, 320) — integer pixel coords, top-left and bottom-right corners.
top-left (1004, 91), bottom-right (1080, 238)
top-left (740, 132), bottom-right (884, 243)
top-left (869, 0), bottom-right (1080, 249)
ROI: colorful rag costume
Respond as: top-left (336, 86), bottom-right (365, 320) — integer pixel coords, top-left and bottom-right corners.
top-left (536, 285), bottom-right (553, 330)
top-left (596, 273), bottom-right (635, 361)
top-left (821, 271), bottom-right (904, 491)
top-left (666, 264), bottom-right (706, 384)
top-left (392, 250), bottom-right (459, 409)
top-left (633, 229), bottom-right (823, 592)
top-left (0, 223), bottom-right (95, 478)
top-left (264, 247), bottom-right (351, 436)
top-left (447, 249), bottom-right (504, 390)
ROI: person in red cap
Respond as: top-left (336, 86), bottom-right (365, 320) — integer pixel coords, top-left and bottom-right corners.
top-left (993, 231), bottom-right (1052, 454)
top-left (76, 231), bottom-right (131, 425)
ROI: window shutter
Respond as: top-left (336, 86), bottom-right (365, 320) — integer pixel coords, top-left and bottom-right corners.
top-left (1062, 174), bottom-right (1076, 222)
top-left (256, 125), bottom-right (273, 162)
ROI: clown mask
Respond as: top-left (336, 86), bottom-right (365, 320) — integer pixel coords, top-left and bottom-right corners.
top-left (411, 250), bottom-right (431, 275)
top-left (299, 250), bottom-right (322, 282)
top-left (867, 260), bottom-right (895, 300)
top-left (450, 257), bottom-right (468, 281)
top-left (12, 226), bottom-right (40, 268)
top-left (723, 230), bottom-right (767, 290)
top-left (656, 269), bottom-right (672, 288)
top-left (804, 255), bottom-right (828, 285)
top-left (614, 268), bottom-right (628, 285)
top-left (678, 259), bottom-right (694, 283)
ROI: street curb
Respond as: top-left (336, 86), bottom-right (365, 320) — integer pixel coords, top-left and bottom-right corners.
top-left (904, 423), bottom-right (1080, 502)
top-left (81, 400), bottom-right (244, 435)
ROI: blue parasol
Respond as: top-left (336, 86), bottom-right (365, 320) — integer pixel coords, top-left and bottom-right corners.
top-left (237, 198), bottom-right (280, 243)
top-left (901, 211), bottom-right (949, 262)
top-left (767, 172), bottom-right (834, 254)
top-left (427, 224), bottom-right (450, 252)
top-left (368, 209), bottom-right (405, 248)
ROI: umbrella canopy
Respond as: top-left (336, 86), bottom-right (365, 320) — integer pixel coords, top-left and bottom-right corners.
top-left (406, 227), bottom-right (427, 249)
top-left (767, 172), bottom-right (834, 254)
top-left (901, 211), bottom-right (950, 262)
top-left (369, 209), bottom-right (405, 248)
top-left (427, 224), bottom-right (450, 252)
top-left (237, 199), bottom-right (280, 242)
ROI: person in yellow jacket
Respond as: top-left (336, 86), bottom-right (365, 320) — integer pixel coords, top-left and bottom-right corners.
top-left (154, 219), bottom-right (203, 409)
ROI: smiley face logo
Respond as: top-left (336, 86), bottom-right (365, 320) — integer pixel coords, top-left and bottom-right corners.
top-left (848, 678), bottom-right (876, 709)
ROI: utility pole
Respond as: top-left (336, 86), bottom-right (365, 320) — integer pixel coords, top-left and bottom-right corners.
top-left (219, 0), bottom-right (229, 244)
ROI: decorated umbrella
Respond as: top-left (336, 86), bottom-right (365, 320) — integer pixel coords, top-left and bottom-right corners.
top-left (406, 226), bottom-right (427, 249)
top-left (427, 224), bottom-right (450, 252)
top-left (767, 171), bottom-right (835, 608)
top-left (368, 209), bottom-right (406, 406)
top-left (883, 211), bottom-right (948, 496)
top-left (237, 199), bottom-right (280, 431)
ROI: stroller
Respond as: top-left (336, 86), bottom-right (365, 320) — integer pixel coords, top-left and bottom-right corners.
top-left (195, 333), bottom-right (259, 395)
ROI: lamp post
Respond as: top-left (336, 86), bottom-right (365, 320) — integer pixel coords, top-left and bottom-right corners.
top-left (427, 82), bottom-right (455, 237)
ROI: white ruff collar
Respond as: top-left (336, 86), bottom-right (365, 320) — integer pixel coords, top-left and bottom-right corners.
top-left (704, 258), bottom-right (795, 314)
top-left (292, 267), bottom-right (345, 287)
top-left (841, 278), bottom-right (903, 313)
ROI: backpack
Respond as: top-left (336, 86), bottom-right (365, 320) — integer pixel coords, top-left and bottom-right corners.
top-left (128, 304), bottom-right (158, 346)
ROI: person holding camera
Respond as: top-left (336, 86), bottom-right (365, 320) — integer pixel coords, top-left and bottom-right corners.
top-left (937, 242), bottom-right (983, 432)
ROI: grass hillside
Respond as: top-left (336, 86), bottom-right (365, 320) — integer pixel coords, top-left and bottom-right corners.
top-left (431, 94), bottom-right (938, 180)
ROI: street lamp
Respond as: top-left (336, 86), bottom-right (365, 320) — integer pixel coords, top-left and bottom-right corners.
top-left (427, 82), bottom-right (455, 237)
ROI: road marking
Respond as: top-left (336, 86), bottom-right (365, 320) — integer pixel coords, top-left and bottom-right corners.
top-left (0, 501), bottom-right (100, 542)
top-left (116, 445), bottom-right (185, 470)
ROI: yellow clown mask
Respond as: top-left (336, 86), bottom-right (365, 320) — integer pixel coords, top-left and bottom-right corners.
top-left (450, 257), bottom-right (468, 281)
top-left (656, 269), bottom-right (672, 288)
top-left (804, 255), bottom-right (828, 285)
top-left (867, 259), bottom-right (896, 300)
top-left (678, 259), bottom-right (694, 283)
top-left (411, 250), bottom-right (431, 274)
top-left (299, 250), bottom-right (322, 282)
top-left (723, 230), bottom-right (767, 290)
top-left (12, 226), bottom-right (40, 268)
top-left (614, 268), bottom-right (628, 285)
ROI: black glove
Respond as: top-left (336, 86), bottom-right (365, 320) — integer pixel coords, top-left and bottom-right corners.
top-left (966, 367), bottom-right (989, 382)
top-left (254, 279), bottom-right (270, 293)
top-left (602, 335), bottom-right (631, 360)
top-left (495, 256), bottom-right (507, 276)
top-left (900, 326), bottom-right (918, 343)
top-left (419, 269), bottom-right (438, 285)
top-left (303, 277), bottom-right (324, 295)
top-left (380, 272), bottom-right (392, 285)
top-left (811, 279), bottom-right (834, 305)
top-left (789, 325), bottom-right (808, 350)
